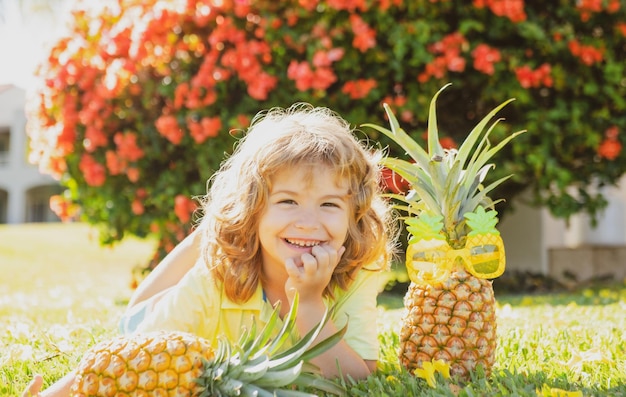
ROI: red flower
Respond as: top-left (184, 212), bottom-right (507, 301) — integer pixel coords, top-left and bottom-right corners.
top-left (312, 48), bottom-right (345, 68)
top-left (155, 114), bottom-right (184, 145)
top-left (349, 14), bottom-right (376, 52)
top-left (188, 117), bottom-right (222, 144)
top-left (173, 83), bottom-right (189, 110)
top-left (605, 125), bottom-right (619, 140)
top-left (79, 154), bottom-right (106, 186)
top-left (84, 126), bottom-right (108, 152)
top-left (247, 72), bottom-right (277, 100)
top-left (598, 126), bottom-right (621, 160)
top-left (105, 150), bottom-right (125, 175)
top-left (328, 0), bottom-right (367, 12)
top-left (312, 67), bottom-right (338, 90)
top-left (381, 167), bottom-right (410, 194)
top-left (287, 61), bottom-right (315, 91)
top-left (127, 167), bottom-right (140, 183)
top-left (576, 0), bottom-right (602, 21)
top-left (131, 198), bottom-right (145, 215)
top-left (472, 44), bottom-right (501, 75)
top-left (49, 195), bottom-right (79, 222)
top-left (607, 0), bottom-right (621, 13)
top-left (514, 63), bottom-right (552, 88)
top-left (174, 195), bottom-right (197, 224)
top-left (598, 139), bottom-right (622, 160)
top-left (474, 0), bottom-right (527, 22)
top-left (568, 40), bottom-right (604, 66)
top-left (419, 32), bottom-right (468, 81)
top-left (342, 79), bottom-right (377, 99)
top-left (236, 114), bottom-right (251, 128)
top-left (287, 61), bottom-right (337, 92)
top-left (439, 137), bottom-right (457, 150)
top-left (114, 131), bottom-right (144, 162)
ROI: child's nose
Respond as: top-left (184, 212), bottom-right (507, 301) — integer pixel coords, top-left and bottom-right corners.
top-left (294, 208), bottom-right (319, 229)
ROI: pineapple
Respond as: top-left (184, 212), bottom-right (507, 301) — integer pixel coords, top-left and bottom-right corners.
top-left (364, 84), bottom-right (524, 378)
top-left (70, 295), bottom-right (345, 396)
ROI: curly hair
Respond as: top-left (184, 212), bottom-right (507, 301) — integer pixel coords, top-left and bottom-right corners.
top-left (198, 103), bottom-right (397, 303)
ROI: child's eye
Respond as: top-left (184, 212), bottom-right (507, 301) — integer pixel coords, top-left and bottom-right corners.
top-left (322, 202), bottom-right (341, 208)
top-left (278, 199), bottom-right (297, 205)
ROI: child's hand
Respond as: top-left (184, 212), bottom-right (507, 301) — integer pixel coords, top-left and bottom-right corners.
top-left (22, 374), bottom-right (43, 397)
top-left (284, 245), bottom-right (345, 302)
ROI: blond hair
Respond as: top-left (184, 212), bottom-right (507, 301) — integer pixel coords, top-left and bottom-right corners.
top-left (199, 103), bottom-right (396, 303)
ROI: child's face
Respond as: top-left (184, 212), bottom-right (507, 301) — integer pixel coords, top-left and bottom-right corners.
top-left (258, 164), bottom-right (350, 276)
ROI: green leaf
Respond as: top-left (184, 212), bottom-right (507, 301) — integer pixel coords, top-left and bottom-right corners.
top-left (362, 104), bottom-right (431, 171)
top-left (427, 83), bottom-right (449, 159)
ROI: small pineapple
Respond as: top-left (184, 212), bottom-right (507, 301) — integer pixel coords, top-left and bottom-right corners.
top-left (364, 84), bottom-right (524, 378)
top-left (70, 296), bottom-right (345, 396)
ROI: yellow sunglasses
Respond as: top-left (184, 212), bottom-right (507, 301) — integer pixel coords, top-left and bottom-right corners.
top-left (406, 232), bottom-right (506, 286)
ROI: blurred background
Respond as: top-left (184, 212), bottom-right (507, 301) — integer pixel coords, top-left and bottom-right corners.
top-left (1, 0), bottom-right (626, 293)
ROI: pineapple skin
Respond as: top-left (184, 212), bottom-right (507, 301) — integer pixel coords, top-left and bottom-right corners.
top-left (70, 331), bottom-right (214, 396)
top-left (398, 266), bottom-right (496, 378)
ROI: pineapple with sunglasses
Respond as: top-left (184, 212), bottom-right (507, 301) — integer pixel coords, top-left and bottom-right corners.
top-left (365, 84), bottom-right (524, 379)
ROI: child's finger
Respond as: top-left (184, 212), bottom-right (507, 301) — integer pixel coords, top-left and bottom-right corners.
top-left (285, 257), bottom-right (302, 277)
top-left (310, 245), bottom-right (331, 268)
top-left (300, 252), bottom-right (319, 276)
top-left (22, 374), bottom-right (43, 397)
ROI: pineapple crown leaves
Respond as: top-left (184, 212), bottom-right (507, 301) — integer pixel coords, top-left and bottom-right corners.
top-left (197, 293), bottom-right (346, 397)
top-left (364, 83), bottom-right (526, 235)
top-left (405, 213), bottom-right (446, 244)
top-left (464, 206), bottom-right (501, 236)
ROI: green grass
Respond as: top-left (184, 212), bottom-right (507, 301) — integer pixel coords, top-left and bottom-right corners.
top-left (1, 223), bottom-right (625, 396)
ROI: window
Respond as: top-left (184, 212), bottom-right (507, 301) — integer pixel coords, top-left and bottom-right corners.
top-left (0, 128), bottom-right (9, 166)
top-left (25, 185), bottom-right (63, 223)
top-left (0, 189), bottom-right (7, 223)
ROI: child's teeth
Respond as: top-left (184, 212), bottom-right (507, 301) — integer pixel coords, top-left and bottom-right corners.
top-left (287, 239), bottom-right (319, 247)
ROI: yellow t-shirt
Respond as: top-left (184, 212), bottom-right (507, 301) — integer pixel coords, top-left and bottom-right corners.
top-left (134, 260), bottom-right (382, 360)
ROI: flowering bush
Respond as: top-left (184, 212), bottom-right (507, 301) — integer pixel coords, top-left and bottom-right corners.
top-left (27, 0), bottom-right (626, 266)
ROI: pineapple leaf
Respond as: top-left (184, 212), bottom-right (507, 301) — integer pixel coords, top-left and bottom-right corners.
top-left (297, 323), bottom-right (347, 365)
top-left (239, 384), bottom-right (276, 397)
top-left (443, 159), bottom-right (464, 222)
top-left (464, 206), bottom-right (500, 235)
top-left (380, 156), bottom-right (442, 214)
top-left (237, 357), bottom-right (271, 382)
top-left (247, 301), bottom-right (281, 355)
top-left (274, 388), bottom-right (328, 397)
top-left (369, 85), bottom-right (524, 243)
top-left (428, 159), bottom-right (447, 209)
top-left (462, 174), bottom-right (513, 216)
top-left (266, 295), bottom-right (298, 356)
top-left (362, 104), bottom-right (431, 171)
top-left (427, 83), bottom-right (449, 159)
top-left (379, 157), bottom-right (420, 186)
top-left (291, 372), bottom-right (348, 395)
top-left (463, 129), bottom-right (525, 197)
top-left (456, 98), bottom-right (517, 171)
top-left (465, 116), bottom-right (500, 171)
top-left (253, 361), bottom-right (304, 387)
top-left (270, 307), bottom-right (346, 371)
top-left (405, 213), bottom-right (445, 241)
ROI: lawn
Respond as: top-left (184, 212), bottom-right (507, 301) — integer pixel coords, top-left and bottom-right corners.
top-left (1, 223), bottom-right (625, 396)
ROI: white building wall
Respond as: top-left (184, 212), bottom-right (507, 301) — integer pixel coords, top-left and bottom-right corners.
top-left (0, 85), bottom-right (60, 223)
top-left (498, 198), bottom-right (545, 274)
top-left (500, 177), bottom-right (626, 280)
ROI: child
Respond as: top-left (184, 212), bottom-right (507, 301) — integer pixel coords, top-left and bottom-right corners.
top-left (24, 103), bottom-right (397, 396)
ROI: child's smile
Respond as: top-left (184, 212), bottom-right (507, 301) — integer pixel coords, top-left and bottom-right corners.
top-left (284, 238), bottom-right (322, 249)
